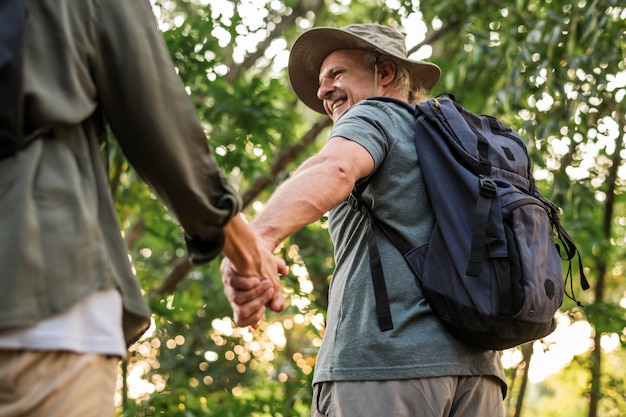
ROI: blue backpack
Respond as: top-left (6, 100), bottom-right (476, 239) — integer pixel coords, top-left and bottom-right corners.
top-left (0, 0), bottom-right (27, 159)
top-left (351, 94), bottom-right (589, 350)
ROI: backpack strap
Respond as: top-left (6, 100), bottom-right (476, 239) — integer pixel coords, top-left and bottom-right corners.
top-left (467, 175), bottom-right (497, 276)
top-left (538, 193), bottom-right (590, 305)
top-left (347, 185), bottom-right (392, 331)
top-left (348, 190), bottom-right (414, 332)
top-left (349, 160), bottom-right (417, 332)
top-left (346, 96), bottom-right (426, 332)
top-left (345, 97), bottom-right (418, 332)
top-left (427, 96), bottom-right (497, 278)
top-left (365, 214), bottom-right (394, 331)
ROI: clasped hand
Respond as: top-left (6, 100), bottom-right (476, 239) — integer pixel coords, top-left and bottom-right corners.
top-left (221, 256), bottom-right (286, 328)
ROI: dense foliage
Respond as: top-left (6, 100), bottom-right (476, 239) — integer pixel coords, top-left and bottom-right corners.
top-left (112, 1), bottom-right (626, 416)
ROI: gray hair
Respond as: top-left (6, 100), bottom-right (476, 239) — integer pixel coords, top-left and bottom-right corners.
top-left (366, 52), bottom-right (427, 104)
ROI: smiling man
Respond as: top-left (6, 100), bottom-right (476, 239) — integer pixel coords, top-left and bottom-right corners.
top-left (221, 23), bottom-right (507, 417)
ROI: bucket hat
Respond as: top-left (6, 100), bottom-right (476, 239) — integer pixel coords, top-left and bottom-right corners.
top-left (288, 23), bottom-right (441, 114)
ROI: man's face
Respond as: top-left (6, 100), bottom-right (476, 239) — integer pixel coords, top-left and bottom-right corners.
top-left (317, 49), bottom-right (375, 121)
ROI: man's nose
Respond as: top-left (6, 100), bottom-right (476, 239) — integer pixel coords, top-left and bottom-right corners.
top-left (317, 79), bottom-right (334, 100)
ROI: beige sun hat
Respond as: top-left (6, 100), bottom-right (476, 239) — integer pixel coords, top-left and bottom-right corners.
top-left (288, 23), bottom-right (441, 114)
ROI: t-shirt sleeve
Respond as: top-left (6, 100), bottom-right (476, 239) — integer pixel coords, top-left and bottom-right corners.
top-left (327, 101), bottom-right (397, 172)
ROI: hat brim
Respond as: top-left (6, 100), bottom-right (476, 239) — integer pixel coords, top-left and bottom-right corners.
top-left (288, 27), bottom-right (441, 114)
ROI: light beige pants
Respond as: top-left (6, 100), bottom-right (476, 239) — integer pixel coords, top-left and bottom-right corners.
top-left (312, 376), bottom-right (505, 417)
top-left (0, 350), bottom-right (119, 417)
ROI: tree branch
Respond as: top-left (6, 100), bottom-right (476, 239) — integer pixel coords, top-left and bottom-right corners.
top-left (149, 256), bottom-right (194, 299)
top-left (226, 0), bottom-right (326, 82)
top-left (407, 18), bottom-right (465, 56)
top-left (241, 115), bottom-right (331, 207)
top-left (124, 218), bottom-right (145, 250)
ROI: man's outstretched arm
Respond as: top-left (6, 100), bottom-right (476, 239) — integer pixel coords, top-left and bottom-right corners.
top-left (222, 136), bottom-right (375, 327)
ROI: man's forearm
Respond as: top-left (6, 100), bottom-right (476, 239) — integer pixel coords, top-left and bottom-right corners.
top-left (251, 154), bottom-right (358, 249)
top-left (222, 215), bottom-right (263, 273)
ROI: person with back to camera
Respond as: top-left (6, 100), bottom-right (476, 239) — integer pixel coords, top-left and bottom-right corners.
top-left (221, 23), bottom-right (507, 417)
top-left (0, 1), bottom-right (286, 416)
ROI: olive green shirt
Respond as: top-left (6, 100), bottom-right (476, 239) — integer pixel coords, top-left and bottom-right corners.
top-left (0, 0), bottom-right (241, 345)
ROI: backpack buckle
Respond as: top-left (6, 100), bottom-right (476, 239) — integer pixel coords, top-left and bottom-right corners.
top-left (346, 192), bottom-right (362, 211)
top-left (479, 176), bottom-right (497, 197)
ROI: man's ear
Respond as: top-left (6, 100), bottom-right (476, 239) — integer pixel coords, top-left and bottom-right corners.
top-left (378, 60), bottom-right (397, 86)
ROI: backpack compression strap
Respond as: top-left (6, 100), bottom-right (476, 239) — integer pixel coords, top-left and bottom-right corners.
top-left (427, 96), bottom-right (496, 278)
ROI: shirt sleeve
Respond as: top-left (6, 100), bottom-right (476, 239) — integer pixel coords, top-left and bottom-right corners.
top-left (92, 0), bottom-right (240, 263)
top-left (328, 101), bottom-right (396, 172)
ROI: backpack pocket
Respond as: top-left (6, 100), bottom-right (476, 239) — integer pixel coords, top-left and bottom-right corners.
top-left (500, 185), bottom-right (565, 324)
top-left (404, 181), bottom-right (564, 349)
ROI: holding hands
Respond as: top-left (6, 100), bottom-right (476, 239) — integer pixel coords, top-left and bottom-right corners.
top-left (221, 215), bottom-right (287, 327)
top-left (221, 257), bottom-right (286, 328)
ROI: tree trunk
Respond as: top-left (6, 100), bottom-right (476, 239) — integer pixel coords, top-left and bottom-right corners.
top-left (588, 111), bottom-right (625, 417)
top-left (513, 343), bottom-right (533, 417)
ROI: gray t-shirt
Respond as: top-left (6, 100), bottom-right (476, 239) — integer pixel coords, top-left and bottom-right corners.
top-left (312, 99), bottom-right (506, 391)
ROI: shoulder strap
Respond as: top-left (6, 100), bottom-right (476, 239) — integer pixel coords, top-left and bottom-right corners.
top-left (365, 214), bottom-right (394, 331)
top-left (346, 196), bottom-right (397, 332)
top-left (347, 97), bottom-right (419, 331)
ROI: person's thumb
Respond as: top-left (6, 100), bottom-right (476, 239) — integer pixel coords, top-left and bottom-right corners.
top-left (267, 290), bottom-right (286, 313)
top-left (276, 257), bottom-right (288, 276)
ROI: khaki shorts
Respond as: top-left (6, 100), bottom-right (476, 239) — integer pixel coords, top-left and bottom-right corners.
top-left (0, 350), bottom-right (119, 417)
top-left (312, 376), bottom-right (505, 417)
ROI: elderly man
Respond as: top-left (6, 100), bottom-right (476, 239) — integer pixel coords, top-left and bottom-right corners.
top-left (221, 24), bottom-right (506, 417)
